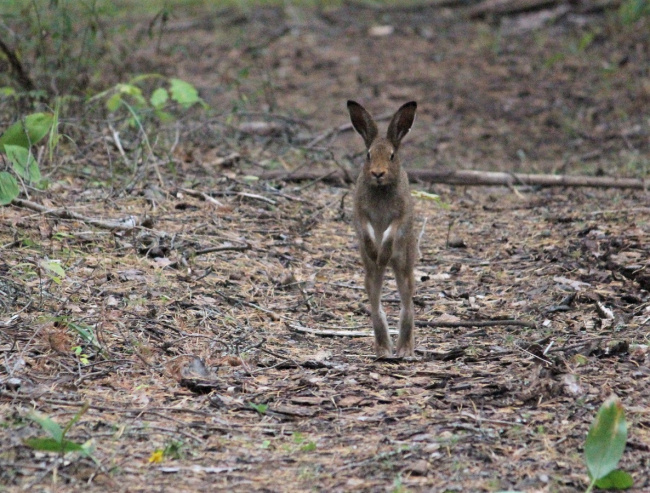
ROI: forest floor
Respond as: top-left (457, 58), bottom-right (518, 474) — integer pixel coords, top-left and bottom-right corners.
top-left (1, 2), bottom-right (649, 492)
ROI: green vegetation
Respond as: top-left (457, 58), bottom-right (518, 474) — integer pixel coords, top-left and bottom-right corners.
top-left (25, 403), bottom-right (93, 458)
top-left (585, 395), bottom-right (633, 491)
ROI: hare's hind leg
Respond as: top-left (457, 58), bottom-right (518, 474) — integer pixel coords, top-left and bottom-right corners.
top-left (363, 260), bottom-right (392, 358)
top-left (393, 256), bottom-right (415, 358)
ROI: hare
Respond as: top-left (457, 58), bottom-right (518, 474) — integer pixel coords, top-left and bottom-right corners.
top-left (347, 100), bottom-right (418, 358)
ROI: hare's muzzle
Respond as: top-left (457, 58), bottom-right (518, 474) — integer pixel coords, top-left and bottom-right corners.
top-left (371, 170), bottom-right (386, 184)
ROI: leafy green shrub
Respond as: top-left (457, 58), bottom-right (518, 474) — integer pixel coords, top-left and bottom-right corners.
top-left (0, 112), bottom-right (53, 204)
top-left (91, 75), bottom-right (207, 127)
top-left (0, 1), bottom-right (117, 96)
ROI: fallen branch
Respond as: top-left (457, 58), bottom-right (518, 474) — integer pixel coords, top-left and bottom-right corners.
top-left (416, 319), bottom-right (537, 329)
top-left (287, 323), bottom-right (392, 337)
top-left (11, 198), bottom-right (140, 231)
top-left (179, 188), bottom-right (224, 207)
top-left (259, 168), bottom-right (647, 190)
top-left (288, 318), bottom-right (535, 337)
top-left (0, 37), bottom-right (35, 92)
top-left (468, 0), bottom-right (559, 19)
top-left (167, 244), bottom-right (251, 269)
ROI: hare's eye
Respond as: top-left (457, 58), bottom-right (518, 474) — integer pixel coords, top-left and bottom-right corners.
top-left (366, 151), bottom-right (371, 160)
top-left (390, 151), bottom-right (395, 161)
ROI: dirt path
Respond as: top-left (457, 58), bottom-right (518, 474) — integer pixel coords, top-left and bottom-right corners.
top-left (2, 3), bottom-right (649, 492)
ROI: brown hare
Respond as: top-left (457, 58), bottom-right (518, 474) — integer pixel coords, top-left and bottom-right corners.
top-left (347, 100), bottom-right (417, 358)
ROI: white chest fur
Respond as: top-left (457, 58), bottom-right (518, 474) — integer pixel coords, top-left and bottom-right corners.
top-left (366, 222), bottom-right (394, 247)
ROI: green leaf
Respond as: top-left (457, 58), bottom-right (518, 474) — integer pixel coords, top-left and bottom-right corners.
top-left (150, 88), bottom-right (169, 109)
top-left (106, 92), bottom-right (122, 112)
top-left (40, 259), bottom-right (66, 278)
top-left (585, 395), bottom-right (628, 481)
top-left (0, 87), bottom-right (16, 97)
top-left (169, 78), bottom-right (201, 109)
top-left (619, 0), bottom-right (650, 24)
top-left (154, 109), bottom-right (174, 123)
top-left (68, 322), bottom-right (98, 347)
top-left (300, 441), bottom-right (317, 452)
top-left (0, 171), bottom-right (19, 205)
top-left (62, 402), bottom-right (90, 437)
top-left (24, 437), bottom-right (86, 454)
top-left (594, 469), bottom-right (634, 490)
top-left (5, 145), bottom-right (41, 183)
top-left (411, 190), bottom-right (440, 201)
top-left (27, 412), bottom-right (63, 442)
top-left (249, 402), bottom-right (268, 415)
top-left (0, 113), bottom-right (54, 151)
top-left (116, 83), bottom-right (147, 108)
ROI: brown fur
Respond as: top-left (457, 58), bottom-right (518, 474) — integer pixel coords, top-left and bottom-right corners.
top-left (347, 100), bottom-right (417, 358)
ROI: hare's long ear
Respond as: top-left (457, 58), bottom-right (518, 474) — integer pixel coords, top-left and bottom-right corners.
top-left (347, 100), bottom-right (378, 149)
top-left (387, 101), bottom-right (417, 150)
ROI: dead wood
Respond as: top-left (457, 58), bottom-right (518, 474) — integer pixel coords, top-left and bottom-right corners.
top-left (288, 318), bottom-right (535, 338)
top-left (468, 0), bottom-right (559, 18)
top-left (468, 0), bottom-right (623, 17)
top-left (416, 319), bottom-right (537, 329)
top-left (259, 168), bottom-right (647, 190)
top-left (11, 198), bottom-right (141, 231)
top-left (0, 37), bottom-right (35, 92)
top-left (166, 243), bottom-right (251, 269)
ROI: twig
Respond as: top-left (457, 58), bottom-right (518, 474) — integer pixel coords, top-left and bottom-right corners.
top-left (236, 192), bottom-right (276, 205)
top-left (287, 322), bottom-right (397, 337)
top-left (166, 244), bottom-right (251, 269)
top-left (179, 187), bottom-right (224, 207)
top-left (258, 168), bottom-right (647, 190)
top-left (288, 318), bottom-right (536, 338)
top-left (0, 37), bottom-right (35, 91)
top-left (460, 411), bottom-right (521, 427)
top-left (11, 198), bottom-right (140, 231)
top-left (416, 319), bottom-right (537, 329)
top-left (293, 170), bottom-right (339, 192)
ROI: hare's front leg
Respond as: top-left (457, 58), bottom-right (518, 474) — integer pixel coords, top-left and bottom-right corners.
top-left (393, 255), bottom-right (415, 358)
top-left (362, 258), bottom-right (391, 358)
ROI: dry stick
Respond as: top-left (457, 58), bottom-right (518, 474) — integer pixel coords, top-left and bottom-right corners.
top-left (287, 318), bottom-right (534, 338)
top-left (0, 37), bottom-right (35, 91)
top-left (11, 198), bottom-right (140, 231)
top-left (166, 244), bottom-right (251, 269)
top-left (416, 319), bottom-right (537, 329)
top-left (259, 168), bottom-right (647, 190)
top-left (288, 323), bottom-right (397, 337)
top-left (179, 187), bottom-right (224, 206)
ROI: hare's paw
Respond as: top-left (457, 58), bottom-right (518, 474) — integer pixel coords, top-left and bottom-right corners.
top-left (395, 343), bottom-right (414, 359)
top-left (375, 343), bottom-right (393, 359)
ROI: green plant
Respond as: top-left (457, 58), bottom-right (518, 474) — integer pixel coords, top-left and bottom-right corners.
top-left (25, 403), bottom-right (92, 457)
top-left (163, 439), bottom-right (185, 460)
top-left (585, 395), bottom-right (633, 491)
top-left (0, 112), bottom-right (54, 204)
top-left (249, 402), bottom-right (268, 415)
top-left (39, 258), bottom-right (66, 284)
top-left (619, 0), bottom-right (650, 24)
top-left (92, 75), bottom-right (206, 127)
top-left (0, 1), bottom-right (116, 95)
top-left (72, 346), bottom-right (90, 365)
top-left (291, 432), bottom-right (317, 452)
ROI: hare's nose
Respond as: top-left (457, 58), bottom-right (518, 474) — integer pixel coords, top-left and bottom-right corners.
top-left (371, 171), bottom-right (385, 179)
